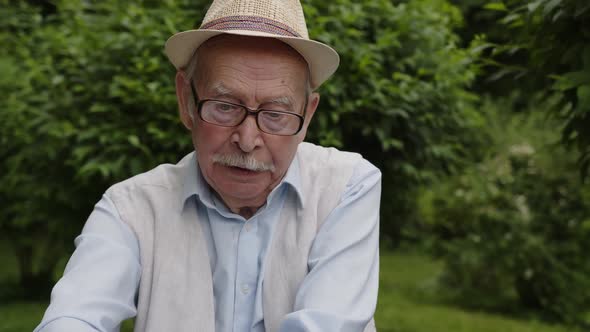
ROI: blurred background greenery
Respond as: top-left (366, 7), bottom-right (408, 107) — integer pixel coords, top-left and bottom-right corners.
top-left (1, 0), bottom-right (589, 331)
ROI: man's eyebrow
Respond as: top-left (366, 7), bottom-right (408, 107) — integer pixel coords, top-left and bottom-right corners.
top-left (210, 82), bottom-right (236, 100)
top-left (265, 96), bottom-right (295, 109)
top-left (210, 82), bottom-right (296, 110)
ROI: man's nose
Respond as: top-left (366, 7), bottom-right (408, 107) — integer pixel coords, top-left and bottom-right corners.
top-left (231, 115), bottom-right (263, 153)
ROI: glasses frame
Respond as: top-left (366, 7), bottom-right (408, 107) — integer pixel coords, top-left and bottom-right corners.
top-left (189, 81), bottom-right (307, 136)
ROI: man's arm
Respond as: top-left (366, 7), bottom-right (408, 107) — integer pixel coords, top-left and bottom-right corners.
top-left (34, 195), bottom-right (141, 332)
top-left (279, 158), bottom-right (381, 332)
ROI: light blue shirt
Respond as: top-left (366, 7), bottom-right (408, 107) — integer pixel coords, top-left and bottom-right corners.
top-left (35, 153), bottom-right (381, 332)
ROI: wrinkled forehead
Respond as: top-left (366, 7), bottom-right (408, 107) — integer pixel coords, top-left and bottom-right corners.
top-left (197, 34), bottom-right (309, 68)
top-left (197, 36), bottom-right (308, 78)
top-left (193, 35), bottom-right (310, 100)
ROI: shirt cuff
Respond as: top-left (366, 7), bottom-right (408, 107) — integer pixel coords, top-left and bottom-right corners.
top-left (35, 317), bottom-right (99, 332)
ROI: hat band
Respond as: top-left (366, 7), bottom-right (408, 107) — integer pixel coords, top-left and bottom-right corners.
top-left (200, 15), bottom-right (301, 38)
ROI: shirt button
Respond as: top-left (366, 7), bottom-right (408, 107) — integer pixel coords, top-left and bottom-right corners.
top-left (244, 223), bottom-right (252, 232)
top-left (241, 283), bottom-right (250, 295)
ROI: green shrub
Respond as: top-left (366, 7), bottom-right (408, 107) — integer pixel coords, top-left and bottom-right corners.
top-left (477, 0), bottom-right (590, 178)
top-left (304, 0), bottom-right (484, 243)
top-left (0, 0), bottom-right (480, 294)
top-left (423, 96), bottom-right (590, 324)
top-left (0, 0), bottom-right (203, 296)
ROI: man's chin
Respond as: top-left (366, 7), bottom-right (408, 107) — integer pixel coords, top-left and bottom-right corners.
top-left (214, 176), bottom-right (269, 200)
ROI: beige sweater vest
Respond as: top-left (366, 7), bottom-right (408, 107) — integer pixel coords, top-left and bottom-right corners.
top-left (106, 142), bottom-right (376, 332)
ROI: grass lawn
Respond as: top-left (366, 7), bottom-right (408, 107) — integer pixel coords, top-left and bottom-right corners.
top-left (375, 252), bottom-right (580, 332)
top-left (0, 249), bottom-right (580, 332)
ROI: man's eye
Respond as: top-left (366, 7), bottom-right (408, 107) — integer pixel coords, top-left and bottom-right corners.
top-left (262, 112), bottom-right (286, 120)
top-left (216, 103), bottom-right (238, 112)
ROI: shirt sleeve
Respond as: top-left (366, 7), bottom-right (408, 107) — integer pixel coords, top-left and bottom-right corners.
top-left (278, 158), bottom-right (381, 332)
top-left (34, 194), bottom-right (141, 332)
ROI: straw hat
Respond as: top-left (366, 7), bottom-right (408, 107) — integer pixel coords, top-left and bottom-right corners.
top-left (164, 0), bottom-right (339, 89)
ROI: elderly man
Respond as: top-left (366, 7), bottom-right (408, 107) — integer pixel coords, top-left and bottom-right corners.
top-left (35, 0), bottom-right (381, 331)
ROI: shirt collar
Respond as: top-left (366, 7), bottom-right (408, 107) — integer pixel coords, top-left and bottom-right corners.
top-left (278, 154), bottom-right (304, 207)
top-left (181, 151), bottom-right (305, 210)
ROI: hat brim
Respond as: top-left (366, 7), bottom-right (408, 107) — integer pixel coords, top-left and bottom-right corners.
top-left (164, 29), bottom-right (339, 89)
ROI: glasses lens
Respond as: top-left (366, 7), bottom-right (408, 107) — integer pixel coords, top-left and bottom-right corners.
top-left (200, 100), bottom-right (244, 126)
top-left (258, 111), bottom-right (302, 135)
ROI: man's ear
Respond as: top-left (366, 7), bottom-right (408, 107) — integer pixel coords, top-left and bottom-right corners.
top-left (304, 92), bottom-right (320, 127)
top-left (175, 71), bottom-right (193, 130)
top-left (297, 92), bottom-right (320, 140)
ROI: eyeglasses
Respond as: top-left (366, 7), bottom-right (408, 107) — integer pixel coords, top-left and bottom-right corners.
top-left (190, 82), bottom-right (306, 136)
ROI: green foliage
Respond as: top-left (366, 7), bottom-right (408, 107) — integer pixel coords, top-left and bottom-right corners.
top-left (304, 0), bottom-right (483, 242)
top-left (0, 0), bottom-right (203, 295)
top-left (0, 0), bottom-right (481, 290)
top-left (422, 96), bottom-right (590, 324)
top-left (476, 0), bottom-right (590, 177)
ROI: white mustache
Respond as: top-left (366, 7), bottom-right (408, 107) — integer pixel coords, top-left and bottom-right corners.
top-left (212, 153), bottom-right (276, 172)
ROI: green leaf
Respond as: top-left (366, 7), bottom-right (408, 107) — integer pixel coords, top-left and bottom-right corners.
top-left (484, 2), bottom-right (507, 11)
top-left (583, 46), bottom-right (590, 68)
top-left (577, 84), bottom-right (590, 107)
top-left (553, 71), bottom-right (590, 91)
top-left (543, 0), bottom-right (563, 16)
top-left (128, 135), bottom-right (141, 147)
top-left (528, 0), bottom-right (544, 13)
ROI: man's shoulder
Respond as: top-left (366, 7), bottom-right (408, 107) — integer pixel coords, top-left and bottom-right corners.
top-left (296, 142), bottom-right (370, 173)
top-left (106, 152), bottom-right (194, 196)
top-left (295, 142), bottom-right (380, 195)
